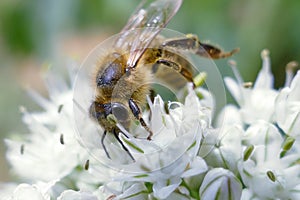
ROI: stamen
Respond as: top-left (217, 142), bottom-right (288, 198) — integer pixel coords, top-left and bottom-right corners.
top-left (19, 106), bottom-right (27, 113)
top-left (243, 145), bottom-right (254, 161)
top-left (60, 134), bottom-right (65, 145)
top-left (84, 159), bottom-right (90, 170)
top-left (20, 144), bottom-right (25, 155)
top-left (261, 49), bottom-right (271, 73)
top-left (228, 60), bottom-right (244, 85)
top-left (187, 82), bottom-right (194, 94)
top-left (164, 101), bottom-right (170, 114)
top-left (266, 170), bottom-right (276, 182)
top-left (243, 82), bottom-right (253, 88)
top-left (282, 136), bottom-right (295, 151)
top-left (57, 104), bottom-right (64, 113)
top-left (284, 61), bottom-right (298, 87)
top-left (107, 195), bottom-right (117, 200)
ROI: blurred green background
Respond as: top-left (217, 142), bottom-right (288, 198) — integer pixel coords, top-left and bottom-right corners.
top-left (1, 0), bottom-right (300, 181)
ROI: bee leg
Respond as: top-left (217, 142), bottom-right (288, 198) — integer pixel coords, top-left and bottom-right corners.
top-left (128, 98), bottom-right (153, 140)
top-left (101, 130), bottom-right (111, 159)
top-left (196, 43), bottom-right (239, 59)
top-left (113, 129), bottom-right (135, 161)
top-left (155, 59), bottom-right (196, 88)
top-left (162, 34), bottom-right (239, 59)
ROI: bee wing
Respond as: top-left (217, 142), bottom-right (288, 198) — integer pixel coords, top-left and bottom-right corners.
top-left (114, 0), bottom-right (183, 69)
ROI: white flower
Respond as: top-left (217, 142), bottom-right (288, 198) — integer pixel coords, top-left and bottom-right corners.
top-left (225, 50), bottom-right (278, 124)
top-left (4, 64), bottom-right (213, 200)
top-left (5, 47), bottom-right (300, 200)
top-left (199, 168), bottom-right (242, 200)
top-left (0, 181), bottom-right (56, 200)
top-left (108, 155), bottom-right (207, 199)
top-left (199, 125), bottom-right (243, 174)
top-left (75, 158), bottom-right (117, 191)
top-left (0, 183), bottom-right (18, 200)
top-left (238, 121), bottom-right (300, 199)
top-left (275, 70), bottom-right (300, 136)
top-left (113, 183), bottom-right (149, 200)
top-left (57, 190), bottom-right (105, 200)
top-left (97, 87), bottom-right (209, 199)
top-left (5, 72), bottom-right (88, 182)
top-left (216, 104), bottom-right (242, 127)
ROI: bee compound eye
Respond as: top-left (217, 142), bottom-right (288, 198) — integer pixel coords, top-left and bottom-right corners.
top-left (88, 102), bottom-right (105, 121)
top-left (111, 103), bottom-right (129, 122)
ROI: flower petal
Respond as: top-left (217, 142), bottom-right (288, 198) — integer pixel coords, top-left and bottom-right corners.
top-left (57, 190), bottom-right (100, 200)
top-left (199, 168), bottom-right (242, 200)
top-left (153, 176), bottom-right (182, 199)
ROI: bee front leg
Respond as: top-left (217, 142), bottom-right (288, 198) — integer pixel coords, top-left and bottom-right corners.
top-left (162, 34), bottom-right (239, 59)
top-left (101, 130), bottom-right (111, 159)
top-left (128, 98), bottom-right (153, 140)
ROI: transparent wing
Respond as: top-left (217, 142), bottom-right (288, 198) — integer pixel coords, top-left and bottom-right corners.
top-left (114, 0), bottom-right (183, 69)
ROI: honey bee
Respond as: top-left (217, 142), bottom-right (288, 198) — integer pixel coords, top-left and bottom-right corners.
top-left (88, 0), bottom-right (238, 160)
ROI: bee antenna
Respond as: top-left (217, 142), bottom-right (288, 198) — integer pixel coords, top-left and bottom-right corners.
top-left (101, 130), bottom-right (111, 159)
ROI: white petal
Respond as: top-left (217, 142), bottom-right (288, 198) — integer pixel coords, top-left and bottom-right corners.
top-left (241, 89), bottom-right (277, 124)
top-left (57, 190), bottom-right (99, 200)
top-left (240, 189), bottom-right (259, 200)
top-left (181, 156), bottom-right (207, 178)
top-left (13, 184), bottom-right (46, 200)
top-left (117, 183), bottom-right (148, 200)
top-left (200, 168), bottom-right (242, 200)
top-left (153, 177), bottom-right (182, 199)
top-left (0, 183), bottom-right (18, 200)
top-left (290, 184), bottom-right (300, 200)
top-left (289, 70), bottom-right (300, 101)
top-left (243, 121), bottom-right (282, 152)
top-left (163, 192), bottom-right (190, 200)
top-left (4, 181), bottom-right (55, 200)
top-left (216, 104), bottom-right (242, 127)
top-left (224, 77), bottom-right (242, 105)
top-left (203, 125), bottom-right (243, 173)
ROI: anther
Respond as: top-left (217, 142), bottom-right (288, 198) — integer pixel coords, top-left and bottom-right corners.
top-left (20, 144), bottom-right (25, 155)
top-left (58, 104), bottom-right (64, 113)
top-left (84, 159), bottom-right (90, 170)
top-left (60, 134), bottom-right (64, 145)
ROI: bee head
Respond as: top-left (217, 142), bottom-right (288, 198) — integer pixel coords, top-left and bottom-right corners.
top-left (89, 101), bottom-right (130, 130)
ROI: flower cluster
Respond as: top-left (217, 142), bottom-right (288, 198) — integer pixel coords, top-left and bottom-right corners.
top-left (1, 50), bottom-right (300, 200)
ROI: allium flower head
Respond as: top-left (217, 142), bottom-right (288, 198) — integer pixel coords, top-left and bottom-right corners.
top-left (5, 71), bottom-right (88, 182)
top-left (2, 27), bottom-right (300, 200)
